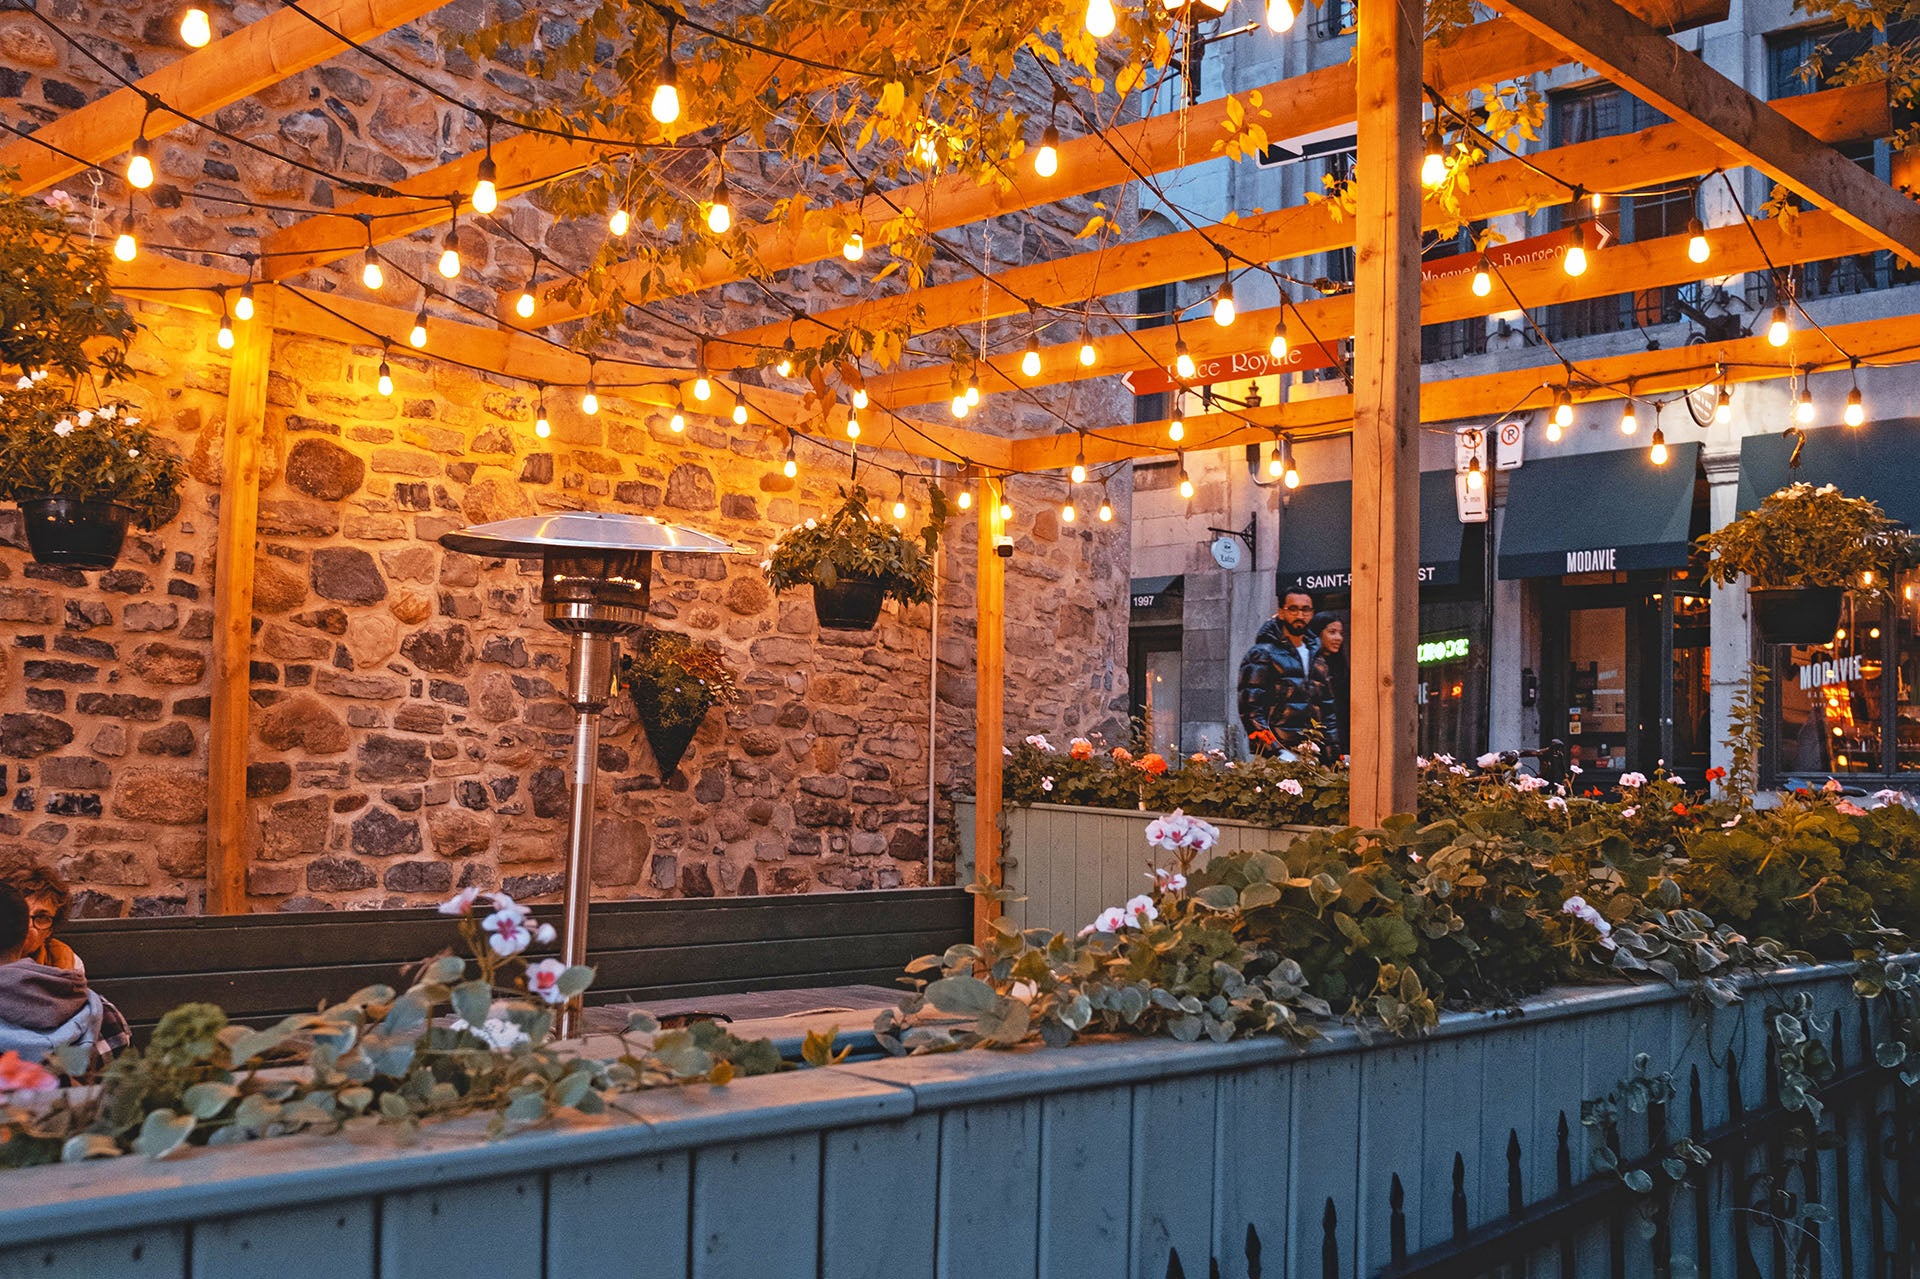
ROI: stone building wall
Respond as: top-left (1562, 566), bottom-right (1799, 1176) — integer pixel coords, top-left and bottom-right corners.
top-left (0, 3), bottom-right (1133, 915)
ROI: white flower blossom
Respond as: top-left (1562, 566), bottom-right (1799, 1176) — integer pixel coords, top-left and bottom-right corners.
top-left (533, 922), bottom-right (557, 946)
top-left (1511, 773), bottom-right (1549, 793)
top-left (14, 377), bottom-right (30, 391)
top-left (1434, 753), bottom-right (1455, 765)
top-left (1149, 867), bottom-right (1188, 893)
top-left (76, 409), bottom-right (93, 428)
top-left (1477, 752), bottom-right (1502, 769)
top-left (1415, 756), bottom-right (1428, 769)
top-left (482, 904), bottom-right (533, 956)
top-left (437, 886), bottom-right (483, 916)
top-left (1123, 894), bottom-right (1159, 927)
top-left (1040, 777), bottom-right (1054, 793)
top-left (42, 190), bottom-right (74, 213)
top-left (1449, 765), bottom-right (1470, 776)
top-left (1025, 734), bottom-right (1054, 752)
top-left (1546, 796), bottom-right (1567, 811)
top-left (1143, 808), bottom-right (1219, 853)
top-left (759, 560), bottom-right (772, 571)
top-left (1619, 772), bottom-right (1647, 789)
top-left (525, 958), bottom-right (569, 1004)
top-left (52, 419), bottom-right (73, 437)
top-left (1278, 778), bottom-right (1304, 797)
top-left (1088, 906), bottom-right (1128, 934)
top-left (1620, 806), bottom-right (1638, 819)
top-left (1569, 764), bottom-right (1583, 776)
top-left (1561, 895), bottom-right (1615, 949)
top-left (1822, 777), bottom-right (1844, 794)
top-left (449, 1015), bottom-right (530, 1053)
top-left (804, 518), bottom-right (818, 529)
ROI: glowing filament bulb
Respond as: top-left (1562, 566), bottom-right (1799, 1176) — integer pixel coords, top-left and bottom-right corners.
top-left (535, 408), bottom-right (550, 438)
top-left (1546, 419), bottom-right (1563, 444)
top-left (1212, 280), bottom-right (1236, 327)
top-left (776, 342), bottom-right (795, 378)
top-left (1034, 125), bottom-right (1060, 179)
top-left (1168, 417), bottom-right (1184, 443)
top-left (782, 447), bottom-right (797, 478)
top-left (957, 486), bottom-right (972, 511)
top-left (1714, 385), bottom-right (1732, 424)
top-left (1649, 427), bottom-right (1668, 466)
top-left (951, 395), bottom-right (969, 419)
top-left (1797, 387), bottom-right (1815, 424)
top-left (732, 403), bottom-right (748, 425)
top-left (1022, 335), bottom-right (1042, 379)
top-left (846, 415), bottom-right (861, 440)
top-left (1687, 217), bottom-right (1709, 265)
top-left (1085, 0), bottom-right (1116, 38)
top-left (126, 137), bottom-right (153, 191)
top-left (471, 154), bottom-right (498, 215)
top-left (1267, 447), bottom-right (1284, 480)
top-left (706, 181), bottom-right (732, 235)
top-left (1619, 401), bottom-right (1638, 435)
top-left (1466, 457), bottom-right (1484, 493)
top-left (1284, 462), bottom-right (1299, 489)
top-left (670, 407), bottom-right (686, 432)
top-left (438, 231), bottom-right (461, 280)
top-left (1061, 501), bottom-right (1077, 523)
top-left (180, 7), bottom-right (212, 46)
top-left (1079, 335), bottom-right (1097, 367)
top-left (1178, 469), bottom-right (1195, 501)
top-left (692, 375), bottom-right (712, 402)
top-left (1174, 340), bottom-right (1195, 381)
top-left (362, 249), bottom-right (384, 291)
top-left (1269, 320), bottom-right (1288, 361)
top-left (651, 54), bottom-right (681, 125)
top-left (113, 228), bottom-right (136, 262)
top-left (965, 375), bottom-right (981, 407)
top-left (581, 382), bottom-right (599, 416)
top-left (892, 495), bottom-right (908, 521)
top-left (1554, 388), bottom-right (1574, 429)
top-left (1070, 454), bottom-right (1087, 485)
top-left (842, 232), bottom-right (865, 262)
top-left (1563, 224), bottom-right (1588, 277)
top-left (1471, 256), bottom-right (1492, 298)
top-left (1768, 305), bottom-right (1790, 348)
top-left (998, 499), bottom-right (1013, 522)
top-left (1266, 0), bottom-right (1295, 31)
top-left (609, 206), bottom-right (631, 237)
top-left (1420, 144), bottom-right (1447, 190)
top-left (234, 283), bottom-right (254, 322)
top-left (515, 283), bottom-right (537, 319)
top-left (377, 359), bottom-right (394, 398)
top-left (217, 315), bottom-right (234, 350)
top-left (1845, 384), bottom-right (1865, 427)
top-left (409, 307), bottom-right (428, 349)
top-left (1098, 498), bottom-right (1113, 522)
top-left (852, 387), bottom-right (869, 410)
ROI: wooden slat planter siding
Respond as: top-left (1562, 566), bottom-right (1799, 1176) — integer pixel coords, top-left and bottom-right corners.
top-left (61, 889), bottom-right (970, 1031)
top-left (0, 964), bottom-right (1896, 1279)
top-left (954, 799), bottom-right (1321, 934)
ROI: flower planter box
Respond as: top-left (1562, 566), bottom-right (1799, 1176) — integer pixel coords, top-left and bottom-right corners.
top-left (0, 964), bottom-right (1897, 1279)
top-left (953, 799), bottom-right (1323, 934)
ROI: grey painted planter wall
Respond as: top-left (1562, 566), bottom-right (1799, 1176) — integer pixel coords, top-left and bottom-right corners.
top-left (954, 799), bottom-right (1319, 935)
top-left (0, 964), bottom-right (1881, 1279)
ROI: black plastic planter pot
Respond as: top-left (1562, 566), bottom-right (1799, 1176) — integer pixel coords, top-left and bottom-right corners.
top-left (18, 497), bottom-right (132, 570)
top-left (812, 575), bottom-right (886, 631)
top-left (1750, 586), bottom-right (1845, 646)
top-left (642, 719), bottom-right (701, 779)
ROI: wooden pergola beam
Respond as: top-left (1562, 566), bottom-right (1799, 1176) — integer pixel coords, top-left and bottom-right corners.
top-left (1017, 311), bottom-right (1920, 468)
top-left (0, 0), bottom-right (453, 193)
top-left (527, 0), bottom-right (1728, 329)
top-left (845, 81), bottom-right (1887, 409)
top-left (1489, 0), bottom-right (1920, 261)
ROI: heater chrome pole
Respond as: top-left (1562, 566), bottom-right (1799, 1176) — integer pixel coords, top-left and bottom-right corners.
top-left (558, 631), bottom-right (615, 1040)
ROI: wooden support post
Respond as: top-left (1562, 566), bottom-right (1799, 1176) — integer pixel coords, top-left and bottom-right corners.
top-left (1348, 0), bottom-right (1423, 826)
top-left (972, 485), bottom-right (1007, 946)
top-left (206, 292), bottom-right (277, 915)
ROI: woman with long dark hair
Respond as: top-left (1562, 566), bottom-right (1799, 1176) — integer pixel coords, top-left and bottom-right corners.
top-left (1310, 612), bottom-right (1349, 759)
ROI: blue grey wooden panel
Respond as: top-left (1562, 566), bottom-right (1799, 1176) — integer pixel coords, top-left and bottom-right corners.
top-left (822, 1115), bottom-right (939, 1279)
top-left (1210, 1061), bottom-right (1293, 1276)
top-left (1527, 1017), bottom-right (1586, 1279)
top-left (1288, 1053), bottom-right (1361, 1278)
top-left (1038, 1087), bottom-right (1131, 1276)
top-left (1130, 1075), bottom-right (1216, 1279)
top-left (0, 1229), bottom-right (185, 1279)
top-left (1418, 1032), bottom-right (1486, 1246)
top-left (379, 1174), bottom-right (542, 1278)
top-left (937, 1099), bottom-right (1042, 1279)
top-left (546, 1153), bottom-right (692, 1279)
top-left (1477, 1025), bottom-right (1536, 1233)
top-left (691, 1135), bottom-right (820, 1279)
top-left (1355, 1042), bottom-right (1427, 1273)
top-left (190, 1199), bottom-right (374, 1279)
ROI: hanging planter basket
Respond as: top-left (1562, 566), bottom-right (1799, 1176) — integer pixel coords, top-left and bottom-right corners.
top-left (1750, 586), bottom-right (1845, 646)
top-left (640, 718), bottom-right (703, 780)
top-left (18, 497), bottom-right (132, 570)
top-left (812, 574), bottom-right (886, 631)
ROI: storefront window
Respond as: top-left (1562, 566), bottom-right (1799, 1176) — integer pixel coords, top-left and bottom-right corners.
top-left (1565, 605), bottom-right (1630, 773)
top-left (1894, 572), bottom-right (1920, 772)
top-left (1416, 632), bottom-right (1474, 759)
top-left (1141, 649), bottom-right (1182, 754)
top-left (1775, 595), bottom-right (1886, 775)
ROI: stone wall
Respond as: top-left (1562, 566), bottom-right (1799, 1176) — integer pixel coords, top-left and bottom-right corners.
top-left (0, 3), bottom-right (1133, 914)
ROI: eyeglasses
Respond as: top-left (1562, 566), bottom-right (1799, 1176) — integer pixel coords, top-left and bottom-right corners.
top-left (26, 913), bottom-right (55, 927)
top-left (1279, 605), bottom-right (1314, 614)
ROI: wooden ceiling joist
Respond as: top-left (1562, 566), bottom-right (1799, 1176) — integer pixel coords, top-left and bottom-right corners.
top-left (1489, 0), bottom-right (1920, 261)
top-left (0, 0), bottom-right (454, 193)
top-left (520, 0), bottom-right (1729, 329)
top-left (723, 80), bottom-right (1884, 390)
top-left (848, 82), bottom-right (1887, 411)
top-left (1021, 310), bottom-right (1920, 470)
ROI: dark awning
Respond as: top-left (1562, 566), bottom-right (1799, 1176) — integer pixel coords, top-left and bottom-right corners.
top-left (1130, 575), bottom-right (1184, 610)
top-left (1736, 418), bottom-right (1920, 527)
top-left (1274, 471), bottom-right (1465, 595)
top-left (1497, 442), bottom-right (1701, 579)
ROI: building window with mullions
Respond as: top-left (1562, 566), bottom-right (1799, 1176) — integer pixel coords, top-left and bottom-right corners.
top-left (1310, 0), bottom-right (1354, 39)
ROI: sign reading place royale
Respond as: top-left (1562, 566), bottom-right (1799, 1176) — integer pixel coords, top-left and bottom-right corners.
top-left (1799, 653), bottom-right (1865, 691)
top-left (1121, 341), bottom-right (1344, 397)
top-left (1565, 548), bottom-right (1619, 573)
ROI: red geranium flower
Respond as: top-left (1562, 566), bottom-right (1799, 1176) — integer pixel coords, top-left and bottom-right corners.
top-left (1672, 802), bottom-right (1688, 816)
top-left (1139, 753), bottom-right (1169, 776)
top-left (1704, 766), bottom-right (1727, 783)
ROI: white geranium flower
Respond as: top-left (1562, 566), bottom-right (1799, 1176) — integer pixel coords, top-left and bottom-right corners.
top-left (1477, 752), bottom-right (1502, 769)
top-left (533, 922), bottom-right (557, 946)
top-left (76, 409), bottom-right (93, 427)
top-left (52, 419), bottom-right (73, 437)
top-left (1090, 906), bottom-right (1127, 934)
top-left (1449, 765), bottom-right (1470, 776)
top-left (1620, 806), bottom-right (1638, 819)
top-left (804, 518), bottom-right (818, 529)
top-left (450, 1014), bottom-right (530, 1053)
top-left (14, 377), bottom-right (31, 391)
top-left (482, 906), bottom-right (532, 957)
top-left (1150, 867), bottom-right (1188, 893)
top-left (1511, 774), bottom-right (1549, 793)
top-left (525, 958), bottom-right (569, 1004)
top-left (437, 886), bottom-right (483, 916)
top-left (1547, 796), bottom-right (1567, 811)
top-left (1278, 778), bottom-right (1304, 797)
top-left (1619, 772), bottom-right (1647, 789)
top-left (1123, 894), bottom-right (1159, 927)
top-left (1040, 777), bottom-right (1053, 793)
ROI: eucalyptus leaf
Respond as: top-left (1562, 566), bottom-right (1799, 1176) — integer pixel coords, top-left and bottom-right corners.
top-left (132, 1110), bottom-right (195, 1160)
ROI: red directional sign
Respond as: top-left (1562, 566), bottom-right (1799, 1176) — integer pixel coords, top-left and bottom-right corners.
top-left (1121, 340), bottom-right (1343, 397)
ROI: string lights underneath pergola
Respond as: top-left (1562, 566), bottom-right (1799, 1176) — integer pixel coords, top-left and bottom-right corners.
top-left (9, 0), bottom-right (1920, 941)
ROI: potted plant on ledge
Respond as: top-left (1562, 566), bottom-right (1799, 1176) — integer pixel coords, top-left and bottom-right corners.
top-left (617, 631), bottom-right (743, 778)
top-left (1697, 481), bottom-right (1917, 644)
top-left (761, 483), bottom-right (948, 630)
top-left (0, 174), bottom-right (170, 569)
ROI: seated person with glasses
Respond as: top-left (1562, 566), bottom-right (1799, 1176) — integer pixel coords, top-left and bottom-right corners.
top-left (0, 859), bottom-right (84, 974)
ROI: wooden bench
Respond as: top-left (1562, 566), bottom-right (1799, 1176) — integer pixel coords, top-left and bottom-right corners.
top-left (60, 888), bottom-right (970, 1034)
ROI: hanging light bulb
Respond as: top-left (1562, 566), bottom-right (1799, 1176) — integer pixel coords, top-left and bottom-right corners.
top-left (1084, 0), bottom-right (1116, 37)
top-left (409, 303), bottom-right (428, 349)
top-left (1465, 454), bottom-right (1484, 493)
top-left (1061, 498), bottom-right (1077, 523)
top-left (1619, 399), bottom-right (1638, 436)
top-left (1687, 217), bottom-right (1710, 265)
top-left (732, 402), bottom-right (749, 425)
top-left (851, 385), bottom-right (870, 410)
top-left (846, 414), bottom-right (861, 440)
top-left (1212, 278), bottom-right (1236, 327)
top-left (216, 297), bottom-right (234, 351)
top-left (1714, 384), bottom-right (1733, 424)
top-left (1079, 331), bottom-right (1097, 367)
top-left (1768, 304), bottom-right (1791, 347)
top-left (964, 374), bottom-right (981, 408)
top-left (362, 244), bottom-right (384, 292)
top-left (842, 232), bottom-right (865, 262)
top-left (1471, 256), bottom-right (1492, 298)
top-left (1098, 493), bottom-right (1114, 522)
top-left (1071, 449), bottom-right (1087, 486)
top-left (1649, 427), bottom-right (1669, 466)
top-left (113, 217), bottom-right (137, 263)
top-left (377, 355), bottom-right (394, 398)
top-left (1034, 125), bottom-right (1060, 179)
top-left (951, 394), bottom-right (969, 419)
top-left (998, 497), bottom-right (1013, 522)
top-left (515, 261), bottom-right (538, 319)
top-left (1174, 339), bottom-right (1196, 381)
top-left (1563, 222), bottom-right (1588, 277)
top-left (651, 40), bottom-right (681, 124)
top-left (669, 398), bottom-right (686, 433)
top-left (1554, 387), bottom-right (1574, 429)
top-left (126, 136), bottom-right (154, 191)
top-left (1420, 117), bottom-right (1448, 189)
top-left (957, 482), bottom-right (973, 511)
top-left (1168, 416), bottom-right (1184, 443)
top-left (1797, 385), bottom-right (1816, 424)
top-left (234, 281), bottom-right (255, 323)
top-left (892, 485), bottom-right (908, 522)
top-left (535, 389), bottom-right (551, 439)
top-left (471, 149), bottom-right (498, 215)
top-left (776, 337), bottom-right (796, 379)
top-left (1845, 374), bottom-right (1865, 427)
top-left (1022, 333), bottom-right (1042, 379)
top-left (1267, 433), bottom-right (1285, 480)
top-left (1269, 317), bottom-right (1289, 361)
top-left (692, 349), bottom-right (712, 402)
top-left (438, 224), bottom-right (461, 280)
top-left (581, 373), bottom-right (600, 416)
top-left (782, 442), bottom-right (798, 478)
top-left (706, 179), bottom-right (732, 235)
top-left (609, 203), bottom-right (631, 237)
top-left (180, 6), bottom-right (212, 46)
top-left (1266, 0), bottom-right (1296, 30)
top-left (1546, 418), bottom-right (1563, 444)
top-left (1281, 437), bottom-right (1300, 489)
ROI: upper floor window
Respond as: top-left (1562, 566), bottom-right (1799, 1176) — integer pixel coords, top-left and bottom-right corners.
top-left (1310, 0), bottom-right (1354, 39)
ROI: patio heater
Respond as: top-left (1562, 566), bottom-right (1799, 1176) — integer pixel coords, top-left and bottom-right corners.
top-left (441, 512), bottom-right (737, 1036)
